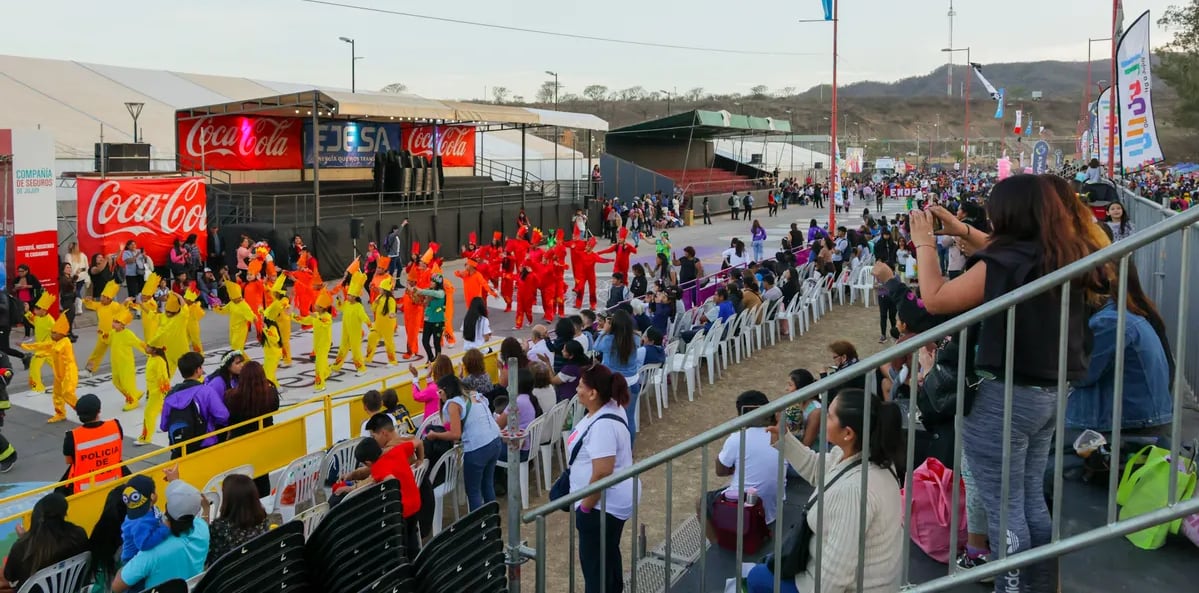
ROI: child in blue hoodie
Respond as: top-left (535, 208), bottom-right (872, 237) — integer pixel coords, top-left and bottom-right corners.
top-left (120, 474), bottom-right (170, 563)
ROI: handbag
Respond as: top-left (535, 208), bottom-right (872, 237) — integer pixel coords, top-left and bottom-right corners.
top-left (916, 333), bottom-right (981, 425)
top-left (1116, 444), bottom-right (1198, 549)
top-left (549, 413), bottom-right (628, 507)
top-left (763, 459), bottom-right (862, 578)
top-left (902, 457), bottom-right (967, 563)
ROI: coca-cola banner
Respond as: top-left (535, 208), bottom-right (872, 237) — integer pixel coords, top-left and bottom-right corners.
top-left (303, 121), bottom-right (401, 168)
top-left (76, 177), bottom-right (208, 266)
top-left (403, 125), bottom-right (476, 168)
top-left (2, 129), bottom-right (59, 313)
top-left (176, 115), bottom-right (302, 171)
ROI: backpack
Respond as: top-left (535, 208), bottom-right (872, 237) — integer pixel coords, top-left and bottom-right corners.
top-left (165, 398), bottom-right (206, 458)
top-left (728, 196), bottom-right (736, 207)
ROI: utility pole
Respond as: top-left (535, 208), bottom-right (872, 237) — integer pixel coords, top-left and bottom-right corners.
top-left (338, 37), bottom-right (357, 92)
top-left (947, 0), bottom-right (956, 97)
top-left (545, 70), bottom-right (560, 195)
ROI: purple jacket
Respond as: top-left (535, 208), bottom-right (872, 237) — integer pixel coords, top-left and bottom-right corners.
top-left (160, 379), bottom-right (230, 448)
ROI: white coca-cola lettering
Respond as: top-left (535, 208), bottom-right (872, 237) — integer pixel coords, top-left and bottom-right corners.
top-left (85, 179), bottom-right (207, 239)
top-left (183, 116), bottom-right (295, 160)
top-left (405, 126), bottom-right (472, 157)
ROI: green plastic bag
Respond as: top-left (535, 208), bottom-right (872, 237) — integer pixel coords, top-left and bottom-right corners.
top-left (1116, 445), bottom-right (1197, 549)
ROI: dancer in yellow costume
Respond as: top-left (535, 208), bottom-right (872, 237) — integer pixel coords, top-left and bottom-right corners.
top-left (150, 293), bottom-right (190, 378)
top-left (83, 280), bottom-right (124, 375)
top-left (24, 292), bottom-right (56, 393)
top-left (110, 308), bottom-right (146, 411)
top-left (137, 345), bottom-right (170, 445)
top-left (132, 272), bottom-right (162, 344)
top-left (20, 315), bottom-right (77, 422)
top-left (263, 276), bottom-right (293, 366)
top-left (365, 276), bottom-right (398, 366)
top-left (215, 281), bottom-right (256, 355)
top-left (260, 319), bottom-right (283, 387)
top-left (332, 272), bottom-right (371, 377)
top-left (296, 289), bottom-right (334, 392)
top-left (183, 285), bottom-right (205, 355)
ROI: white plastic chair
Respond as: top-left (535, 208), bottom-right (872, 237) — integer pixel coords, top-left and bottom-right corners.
top-left (416, 412), bottom-right (442, 438)
top-left (200, 464), bottom-right (254, 522)
top-left (819, 273), bottom-right (835, 312)
top-left (17, 551), bottom-right (90, 593)
top-left (720, 310), bottom-right (743, 366)
top-left (267, 451), bottom-right (324, 522)
top-left (637, 363), bottom-right (666, 420)
top-left (851, 266), bottom-right (875, 307)
top-left (733, 307), bottom-right (757, 362)
top-left (698, 318), bottom-right (724, 384)
top-left (668, 332), bottom-right (703, 402)
top-left (540, 399), bottom-right (571, 488)
top-left (760, 299), bottom-right (782, 346)
top-left (497, 413), bottom-right (549, 509)
top-left (320, 437), bottom-right (366, 492)
top-left (430, 445), bottom-right (463, 535)
top-left (412, 458), bottom-right (430, 486)
top-left (832, 268), bottom-right (852, 305)
top-left (295, 502), bottom-right (329, 538)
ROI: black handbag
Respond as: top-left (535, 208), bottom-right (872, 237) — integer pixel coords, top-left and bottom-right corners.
top-left (764, 459), bottom-right (861, 578)
top-left (916, 333), bottom-right (981, 425)
top-left (549, 414), bottom-right (628, 508)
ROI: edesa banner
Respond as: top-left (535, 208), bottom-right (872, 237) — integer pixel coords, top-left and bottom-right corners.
top-left (1116, 10), bottom-right (1164, 171)
top-left (1, 129), bottom-right (58, 311)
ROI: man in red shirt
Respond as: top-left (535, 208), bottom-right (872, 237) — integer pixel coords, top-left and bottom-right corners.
top-left (337, 414), bottom-right (425, 549)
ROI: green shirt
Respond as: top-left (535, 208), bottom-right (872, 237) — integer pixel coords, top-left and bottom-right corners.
top-left (418, 289), bottom-right (446, 322)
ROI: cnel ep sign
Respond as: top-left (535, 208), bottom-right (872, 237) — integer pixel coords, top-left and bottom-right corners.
top-left (303, 121), bottom-right (400, 168)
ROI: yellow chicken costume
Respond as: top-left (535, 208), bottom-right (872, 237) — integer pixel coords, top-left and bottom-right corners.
top-left (215, 281), bottom-right (256, 355)
top-left (110, 309), bottom-right (146, 411)
top-left (261, 321), bottom-right (283, 387)
top-left (21, 315), bottom-right (77, 422)
top-left (149, 293), bottom-right (191, 379)
top-left (139, 347), bottom-right (170, 445)
top-left (24, 292), bottom-right (56, 393)
top-left (297, 289), bottom-right (334, 392)
top-left (135, 272), bottom-right (162, 344)
top-left (183, 285), bottom-right (205, 355)
top-left (263, 276), bottom-right (293, 366)
top-left (365, 276), bottom-right (398, 366)
top-left (83, 280), bottom-right (125, 374)
top-left (332, 272), bottom-right (371, 376)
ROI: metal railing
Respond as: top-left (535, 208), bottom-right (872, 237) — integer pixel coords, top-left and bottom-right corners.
top-left (514, 201), bottom-right (1199, 592)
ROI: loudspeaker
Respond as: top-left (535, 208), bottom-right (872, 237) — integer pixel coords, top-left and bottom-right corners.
top-left (350, 218), bottom-right (364, 240)
top-left (814, 162), bottom-right (824, 169)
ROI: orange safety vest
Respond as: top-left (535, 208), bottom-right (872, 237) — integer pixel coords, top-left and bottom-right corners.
top-left (68, 420), bottom-right (124, 493)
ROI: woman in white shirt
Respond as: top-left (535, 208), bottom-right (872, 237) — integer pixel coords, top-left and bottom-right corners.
top-left (744, 388), bottom-right (904, 593)
top-left (65, 242), bottom-right (90, 311)
top-left (568, 364), bottom-right (638, 593)
top-left (723, 238), bottom-right (748, 270)
top-left (461, 297), bottom-right (492, 351)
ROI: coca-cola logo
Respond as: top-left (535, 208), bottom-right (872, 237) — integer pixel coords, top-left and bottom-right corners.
top-left (85, 178), bottom-right (207, 238)
top-left (183, 116), bottom-right (296, 159)
top-left (405, 126), bottom-right (473, 157)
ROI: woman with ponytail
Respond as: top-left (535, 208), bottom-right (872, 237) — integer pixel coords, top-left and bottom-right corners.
top-left (744, 388), bottom-right (903, 593)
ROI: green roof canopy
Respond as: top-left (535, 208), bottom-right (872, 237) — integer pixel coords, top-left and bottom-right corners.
top-left (608, 109), bottom-right (793, 140)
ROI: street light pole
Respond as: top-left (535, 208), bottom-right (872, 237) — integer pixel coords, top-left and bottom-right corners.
top-left (545, 70), bottom-right (559, 195)
top-left (659, 89), bottom-right (673, 116)
top-left (124, 102), bottom-right (144, 143)
top-left (339, 37), bottom-right (356, 92)
top-left (942, 47), bottom-right (970, 174)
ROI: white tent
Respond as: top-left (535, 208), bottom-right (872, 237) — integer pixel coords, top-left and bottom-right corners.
top-left (713, 138), bottom-right (831, 177)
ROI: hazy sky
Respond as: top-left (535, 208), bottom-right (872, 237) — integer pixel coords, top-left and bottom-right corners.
top-left (0, 0), bottom-right (1178, 101)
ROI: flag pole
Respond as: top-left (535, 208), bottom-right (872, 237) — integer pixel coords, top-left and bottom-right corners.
top-left (1107, 0), bottom-right (1117, 177)
top-left (829, 0), bottom-right (838, 230)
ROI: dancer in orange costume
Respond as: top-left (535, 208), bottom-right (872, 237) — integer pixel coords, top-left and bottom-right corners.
top-left (567, 235), bottom-right (612, 310)
top-left (399, 243), bottom-right (425, 360)
top-left (20, 314), bottom-right (77, 422)
top-left (290, 249), bottom-right (320, 329)
top-left (514, 260), bottom-right (539, 329)
top-left (243, 259), bottom-right (266, 329)
top-left (438, 264), bottom-right (456, 347)
top-left (455, 258), bottom-right (498, 309)
top-left (598, 227), bottom-right (638, 279)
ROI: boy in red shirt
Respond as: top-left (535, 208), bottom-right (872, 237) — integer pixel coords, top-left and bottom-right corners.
top-left (336, 414), bottom-right (425, 549)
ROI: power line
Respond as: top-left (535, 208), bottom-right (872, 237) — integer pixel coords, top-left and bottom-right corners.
top-left (301, 0), bottom-right (823, 57)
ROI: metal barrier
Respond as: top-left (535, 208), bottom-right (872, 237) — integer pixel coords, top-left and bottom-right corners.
top-left (514, 202), bottom-right (1199, 592)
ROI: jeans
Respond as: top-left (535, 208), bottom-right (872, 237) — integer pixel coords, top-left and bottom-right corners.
top-left (745, 563), bottom-right (799, 593)
top-left (963, 379), bottom-right (1058, 593)
top-left (576, 508), bottom-right (627, 593)
top-left (751, 240), bottom-right (765, 263)
top-left (462, 437), bottom-right (502, 510)
top-left (623, 381), bottom-right (641, 449)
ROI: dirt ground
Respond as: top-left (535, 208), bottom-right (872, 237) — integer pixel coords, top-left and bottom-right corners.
top-left (475, 298), bottom-right (889, 591)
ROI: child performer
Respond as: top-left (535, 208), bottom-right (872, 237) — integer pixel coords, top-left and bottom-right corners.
top-left (297, 289), bottom-right (334, 392)
top-left (263, 276), bottom-right (293, 366)
top-left (332, 272), bottom-right (371, 377)
top-left (365, 276), bottom-right (399, 366)
top-left (20, 314), bottom-right (77, 422)
top-left (215, 281), bottom-right (256, 355)
top-left (110, 308), bottom-right (146, 411)
top-left (137, 345), bottom-right (170, 445)
top-left (24, 292), bottom-right (55, 393)
top-left (183, 284), bottom-right (205, 355)
top-left (82, 280), bottom-right (124, 376)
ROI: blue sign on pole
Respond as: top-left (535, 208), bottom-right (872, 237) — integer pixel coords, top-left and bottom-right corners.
top-left (1032, 140), bottom-right (1051, 174)
top-left (303, 121), bottom-right (401, 168)
top-left (0, 235), bottom-right (7, 291)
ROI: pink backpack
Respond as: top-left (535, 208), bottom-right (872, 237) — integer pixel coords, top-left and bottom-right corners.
top-left (902, 457), bottom-right (968, 564)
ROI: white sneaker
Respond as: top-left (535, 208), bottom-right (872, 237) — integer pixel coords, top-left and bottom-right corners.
top-left (79, 369), bottom-right (93, 378)
top-left (355, 369), bottom-right (368, 377)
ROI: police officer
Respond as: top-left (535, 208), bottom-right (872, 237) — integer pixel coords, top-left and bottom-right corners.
top-left (61, 394), bottom-right (129, 494)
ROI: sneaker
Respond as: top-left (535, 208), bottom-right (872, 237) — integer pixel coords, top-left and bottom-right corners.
top-left (0, 455), bottom-right (15, 473)
top-left (355, 369), bottom-right (368, 377)
top-left (955, 552), bottom-right (994, 583)
top-left (79, 369), bottom-right (93, 378)
top-left (133, 439), bottom-right (152, 447)
top-left (878, 335), bottom-right (887, 344)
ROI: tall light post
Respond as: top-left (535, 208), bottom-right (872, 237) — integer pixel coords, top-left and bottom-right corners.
top-left (659, 89), bottom-right (674, 116)
top-left (799, 4), bottom-right (837, 228)
top-left (941, 47), bottom-right (971, 174)
top-left (338, 37), bottom-right (357, 92)
top-left (545, 70), bottom-right (559, 194)
top-left (124, 101), bottom-right (144, 143)
top-left (785, 109), bottom-right (794, 177)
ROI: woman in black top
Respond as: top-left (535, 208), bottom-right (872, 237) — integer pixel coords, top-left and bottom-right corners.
top-left (628, 264), bottom-right (648, 299)
top-left (224, 361), bottom-right (280, 496)
top-left (58, 262), bottom-right (78, 340)
top-left (0, 492), bottom-right (88, 590)
top-left (207, 474), bottom-right (270, 566)
top-left (88, 253), bottom-right (114, 299)
top-left (672, 246), bottom-right (703, 308)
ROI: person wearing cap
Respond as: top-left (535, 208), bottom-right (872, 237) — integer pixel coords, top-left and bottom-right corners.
top-left (213, 281), bottom-right (256, 356)
top-left (365, 276), bottom-right (399, 366)
top-left (119, 475), bottom-right (169, 563)
top-left (110, 308), bottom-right (147, 411)
top-left (82, 280), bottom-right (125, 376)
top-left (113, 467), bottom-right (210, 591)
top-left (22, 291), bottom-right (56, 394)
top-left (332, 272), bottom-right (371, 377)
top-left (20, 314), bottom-right (77, 422)
top-left (62, 393), bottom-right (128, 494)
top-left (296, 290), bottom-right (334, 392)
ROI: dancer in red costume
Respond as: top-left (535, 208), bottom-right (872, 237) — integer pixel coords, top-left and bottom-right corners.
top-left (514, 260), bottom-right (539, 329)
top-left (499, 250), bottom-right (517, 312)
top-left (566, 234), bottom-right (612, 310)
top-left (598, 227), bottom-right (638, 279)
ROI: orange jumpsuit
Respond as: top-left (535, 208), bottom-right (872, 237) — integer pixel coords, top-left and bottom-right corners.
top-left (456, 266), bottom-right (498, 309)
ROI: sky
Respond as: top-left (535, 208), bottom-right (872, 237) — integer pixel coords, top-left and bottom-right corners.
top-left (0, 0), bottom-right (1179, 101)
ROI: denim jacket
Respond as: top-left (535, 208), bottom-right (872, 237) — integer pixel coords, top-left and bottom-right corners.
top-left (1066, 301), bottom-right (1173, 431)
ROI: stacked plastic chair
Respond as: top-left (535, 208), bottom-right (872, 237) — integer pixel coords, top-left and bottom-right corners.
top-left (305, 478), bottom-right (415, 593)
top-left (193, 521), bottom-right (310, 593)
top-left (413, 501), bottom-right (506, 593)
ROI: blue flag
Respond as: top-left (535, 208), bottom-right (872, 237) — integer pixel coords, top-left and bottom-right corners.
top-left (821, 0), bottom-right (833, 20)
top-left (1026, 117), bottom-right (1033, 137)
top-left (994, 89), bottom-right (1005, 119)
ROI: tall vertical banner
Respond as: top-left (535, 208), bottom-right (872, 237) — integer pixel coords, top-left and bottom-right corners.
top-left (1, 129), bottom-right (58, 312)
top-left (1032, 140), bottom-right (1050, 174)
top-left (1116, 10), bottom-right (1164, 171)
top-left (1013, 110), bottom-right (1023, 135)
top-left (1094, 88), bottom-right (1121, 167)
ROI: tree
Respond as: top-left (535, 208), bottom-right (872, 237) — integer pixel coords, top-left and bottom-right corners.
top-left (513, 95), bottom-right (525, 103)
top-left (778, 86), bottom-right (796, 97)
top-left (583, 84), bottom-right (609, 101)
top-left (536, 80), bottom-right (557, 103)
top-left (1158, 1), bottom-right (1199, 127)
top-left (750, 85), bottom-right (769, 98)
top-left (492, 86), bottom-right (510, 103)
top-left (380, 82), bottom-right (408, 93)
top-left (685, 87), bottom-right (705, 101)
top-left (618, 86), bottom-right (647, 101)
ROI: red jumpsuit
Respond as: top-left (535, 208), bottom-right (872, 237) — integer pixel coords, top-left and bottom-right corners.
top-left (499, 254), bottom-right (517, 311)
top-left (598, 242), bottom-right (638, 279)
top-left (515, 267), bottom-right (539, 329)
top-left (400, 265), bottom-right (425, 358)
top-left (568, 239), bottom-right (612, 309)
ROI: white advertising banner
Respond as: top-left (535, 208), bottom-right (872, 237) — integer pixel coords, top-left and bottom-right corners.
top-left (1116, 10), bottom-right (1164, 171)
top-left (2, 129), bottom-right (59, 312)
top-left (1094, 88), bottom-right (1121, 167)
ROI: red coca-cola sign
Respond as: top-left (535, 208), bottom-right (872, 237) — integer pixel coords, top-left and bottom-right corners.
top-left (76, 177), bottom-right (208, 266)
top-left (403, 125), bottom-right (476, 168)
top-left (176, 114), bottom-right (302, 171)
